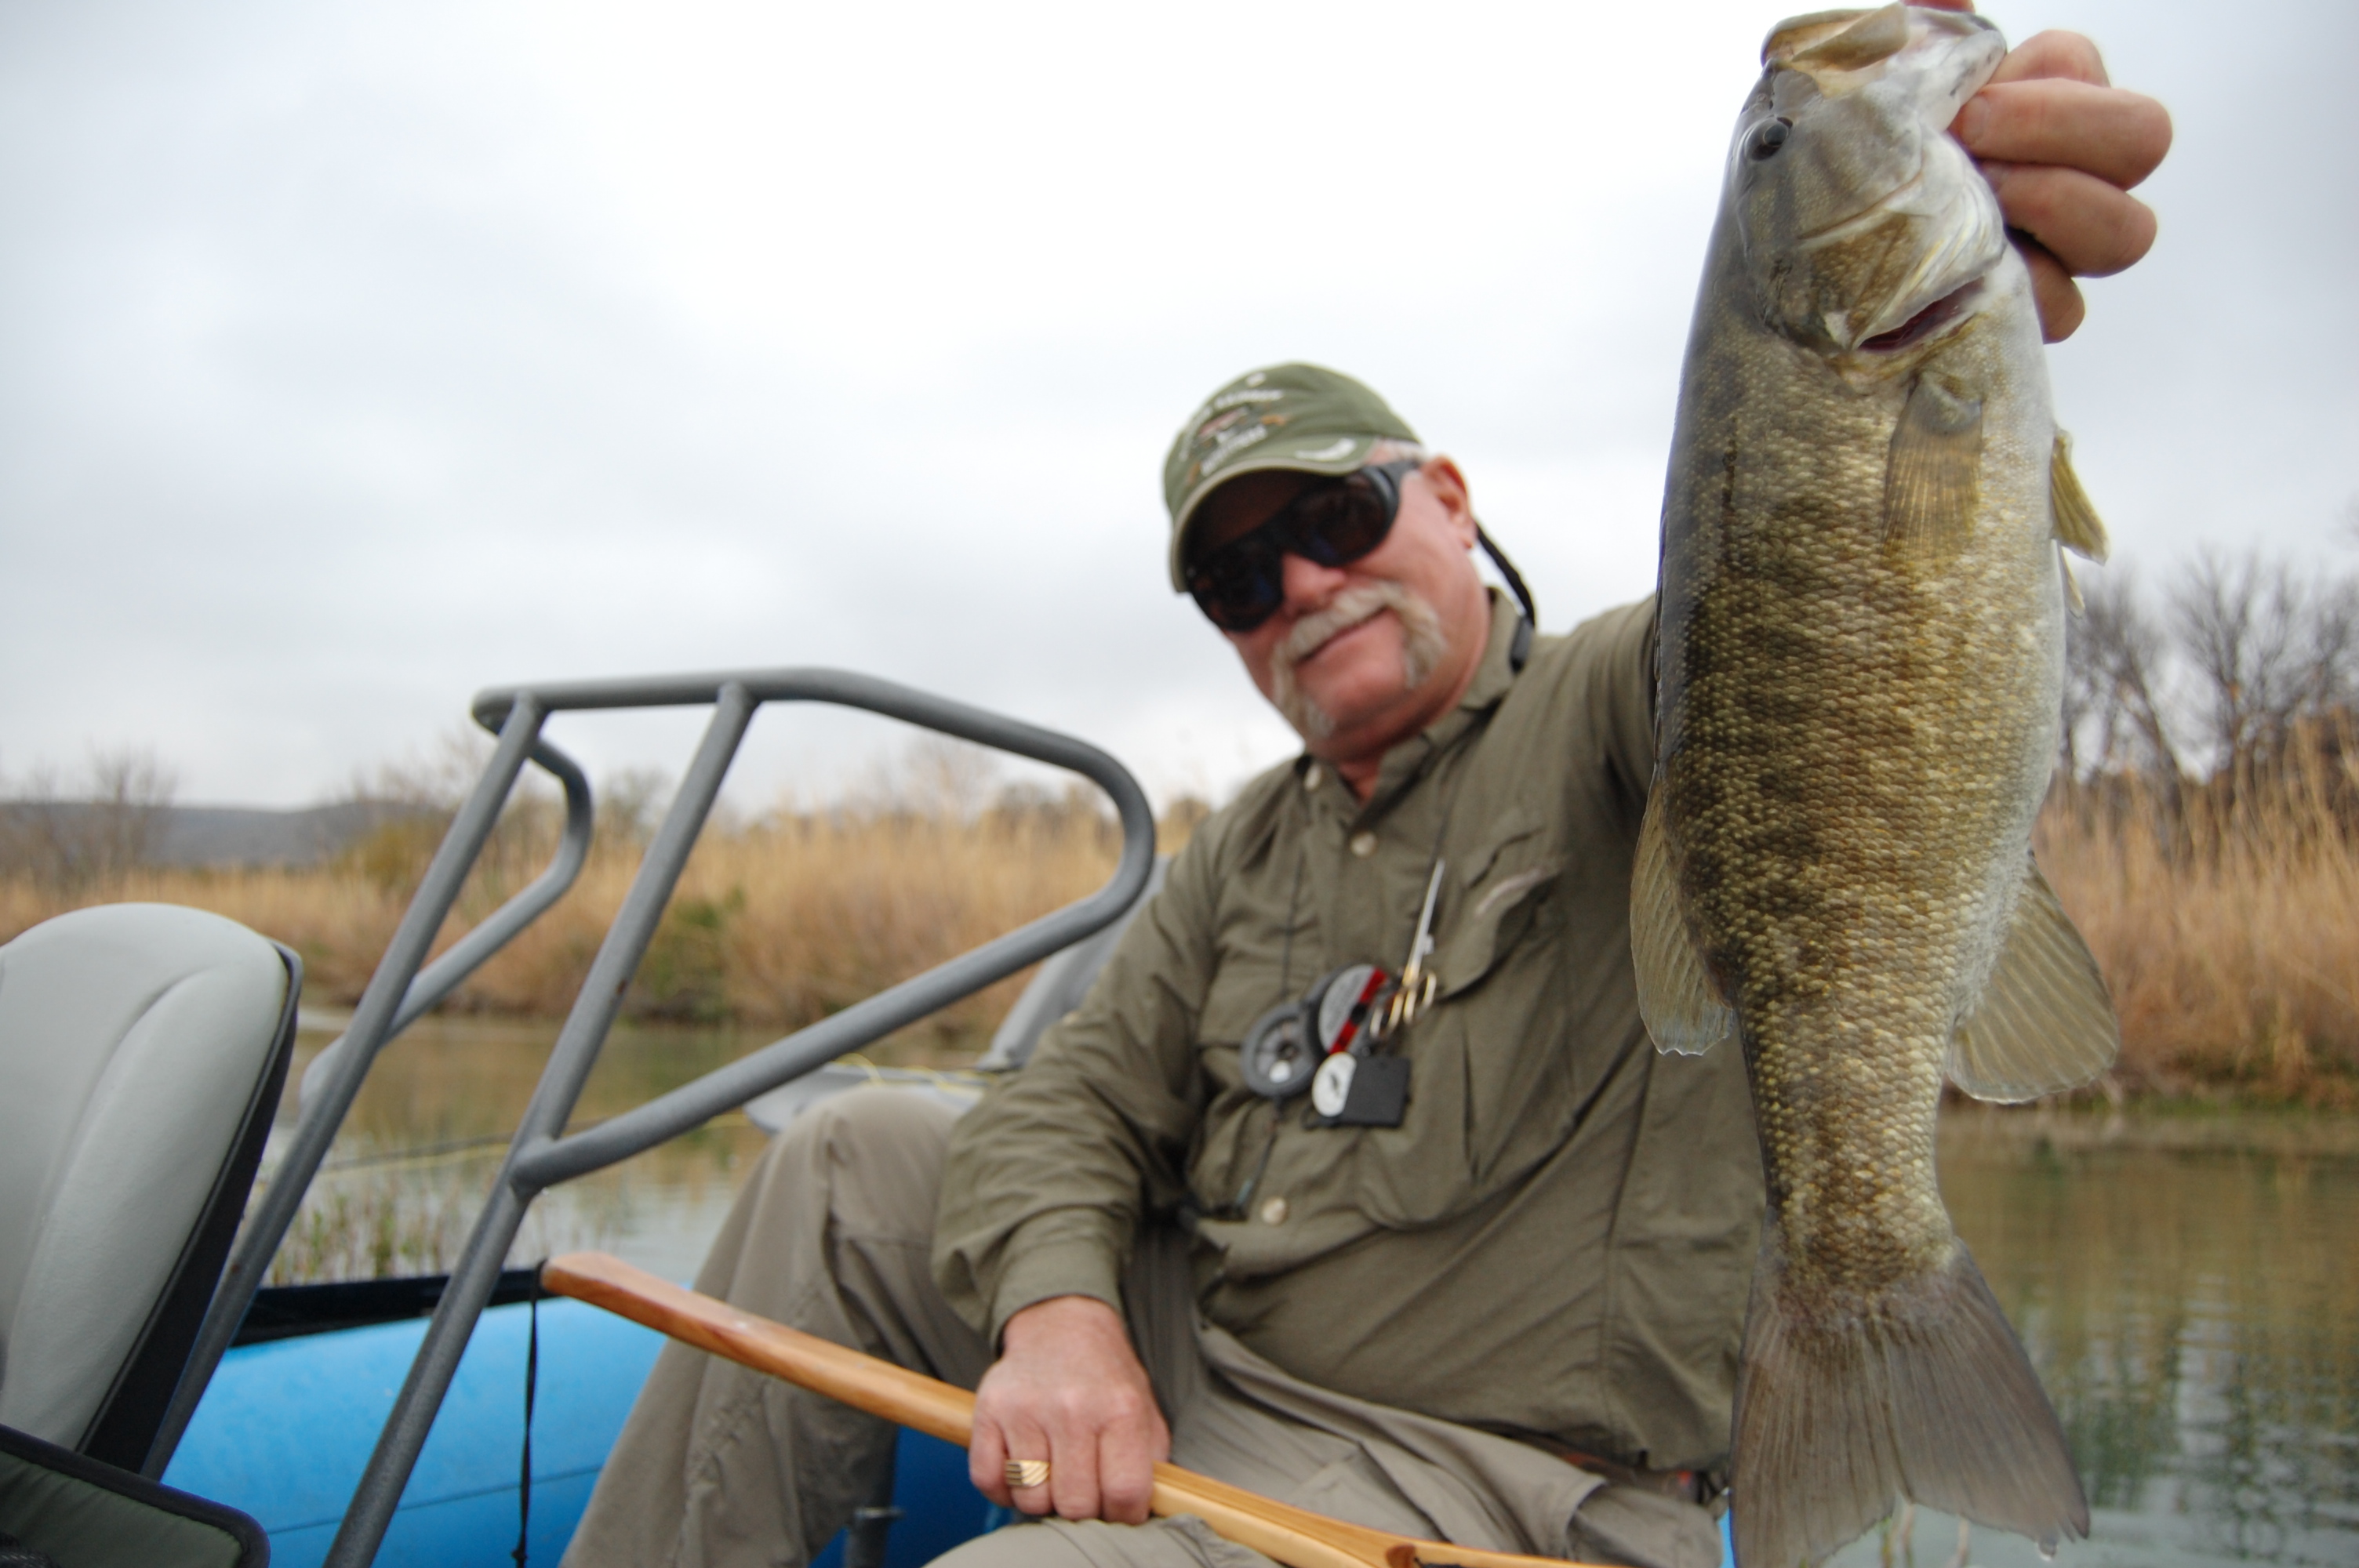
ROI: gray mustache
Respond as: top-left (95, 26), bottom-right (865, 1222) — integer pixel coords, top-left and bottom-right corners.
top-left (1268, 583), bottom-right (1448, 741)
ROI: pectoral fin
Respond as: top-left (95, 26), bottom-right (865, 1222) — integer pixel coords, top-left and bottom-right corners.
top-left (1947, 858), bottom-right (2120, 1102)
top-left (1885, 375), bottom-right (1983, 554)
top-left (2050, 430), bottom-right (2110, 561)
top-left (1630, 790), bottom-right (1735, 1054)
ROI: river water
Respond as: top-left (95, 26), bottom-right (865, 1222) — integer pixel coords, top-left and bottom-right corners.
top-left (272, 1014), bottom-right (2359, 1567)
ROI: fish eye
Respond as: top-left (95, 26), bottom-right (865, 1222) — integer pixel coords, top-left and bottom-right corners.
top-left (1747, 118), bottom-right (1792, 161)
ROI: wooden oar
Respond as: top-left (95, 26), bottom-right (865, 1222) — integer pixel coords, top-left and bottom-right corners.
top-left (543, 1252), bottom-right (1604, 1568)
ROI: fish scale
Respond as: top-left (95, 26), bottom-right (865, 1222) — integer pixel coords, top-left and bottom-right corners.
top-left (1628, 5), bottom-right (2121, 1566)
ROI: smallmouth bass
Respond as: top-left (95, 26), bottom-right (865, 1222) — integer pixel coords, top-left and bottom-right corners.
top-left (1632, 7), bottom-right (2120, 1565)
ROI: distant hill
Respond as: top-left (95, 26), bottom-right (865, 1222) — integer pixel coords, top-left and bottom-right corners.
top-left (0, 800), bottom-right (432, 870)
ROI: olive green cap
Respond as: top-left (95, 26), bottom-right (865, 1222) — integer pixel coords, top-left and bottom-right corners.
top-left (1162, 363), bottom-right (1419, 590)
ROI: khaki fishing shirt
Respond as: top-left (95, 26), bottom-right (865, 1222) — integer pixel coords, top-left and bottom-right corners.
top-left (934, 593), bottom-right (1764, 1475)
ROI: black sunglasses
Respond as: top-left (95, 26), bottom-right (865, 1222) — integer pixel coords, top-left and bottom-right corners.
top-left (1185, 459), bottom-right (1425, 633)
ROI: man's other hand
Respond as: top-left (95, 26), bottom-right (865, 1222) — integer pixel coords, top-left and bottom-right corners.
top-left (1914, 2), bottom-right (2174, 341)
top-left (970, 1295), bottom-right (1171, 1525)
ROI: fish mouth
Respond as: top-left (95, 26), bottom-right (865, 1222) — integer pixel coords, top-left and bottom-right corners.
top-left (1859, 280), bottom-right (1983, 353)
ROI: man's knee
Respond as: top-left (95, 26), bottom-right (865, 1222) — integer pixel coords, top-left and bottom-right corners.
top-left (765, 1085), bottom-right (963, 1240)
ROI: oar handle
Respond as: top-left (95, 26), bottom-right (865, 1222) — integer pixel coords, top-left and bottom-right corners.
top-left (542, 1253), bottom-right (1598, 1568)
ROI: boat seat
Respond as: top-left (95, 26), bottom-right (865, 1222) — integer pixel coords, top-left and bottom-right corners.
top-left (0, 1421), bottom-right (267, 1568)
top-left (0, 905), bottom-right (298, 1474)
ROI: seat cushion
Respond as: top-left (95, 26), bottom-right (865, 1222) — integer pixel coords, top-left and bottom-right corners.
top-left (0, 1421), bottom-right (264, 1567)
top-left (0, 906), bottom-right (290, 1448)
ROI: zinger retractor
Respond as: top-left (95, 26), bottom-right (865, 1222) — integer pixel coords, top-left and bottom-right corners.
top-left (1238, 962), bottom-right (1394, 1102)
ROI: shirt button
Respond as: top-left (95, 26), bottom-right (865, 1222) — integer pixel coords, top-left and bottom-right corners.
top-left (1349, 831), bottom-right (1377, 858)
top-left (1259, 1196), bottom-right (1289, 1225)
top-left (1303, 765), bottom-right (1323, 793)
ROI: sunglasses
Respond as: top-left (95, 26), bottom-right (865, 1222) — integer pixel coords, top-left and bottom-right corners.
top-left (1185, 459), bottom-right (1424, 633)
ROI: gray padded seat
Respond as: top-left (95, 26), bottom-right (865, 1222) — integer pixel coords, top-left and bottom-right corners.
top-left (0, 905), bottom-right (296, 1471)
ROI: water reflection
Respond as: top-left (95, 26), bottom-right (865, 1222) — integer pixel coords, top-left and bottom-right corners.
top-left (1831, 1108), bottom-right (2359, 1567)
top-left (256, 1009), bottom-right (959, 1285)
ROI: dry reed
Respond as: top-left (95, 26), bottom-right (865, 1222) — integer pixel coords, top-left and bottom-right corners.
top-left (0, 804), bottom-right (1134, 1062)
top-left (2038, 737), bottom-right (2359, 1107)
top-left (5, 773), bottom-right (2353, 1101)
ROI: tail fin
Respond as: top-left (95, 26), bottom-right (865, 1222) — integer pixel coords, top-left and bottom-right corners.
top-left (1729, 1235), bottom-right (2088, 1567)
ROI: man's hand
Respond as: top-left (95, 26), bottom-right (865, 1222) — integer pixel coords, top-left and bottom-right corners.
top-left (969, 1295), bottom-right (1171, 1525)
top-left (1915, 2), bottom-right (2173, 341)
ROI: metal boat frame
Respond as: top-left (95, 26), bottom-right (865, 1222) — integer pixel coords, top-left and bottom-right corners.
top-left (151, 668), bottom-right (1155, 1565)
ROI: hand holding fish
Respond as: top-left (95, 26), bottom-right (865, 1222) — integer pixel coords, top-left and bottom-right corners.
top-left (1918, 1), bottom-right (2175, 340)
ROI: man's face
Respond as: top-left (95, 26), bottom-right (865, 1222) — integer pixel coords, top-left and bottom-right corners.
top-left (1190, 459), bottom-right (1492, 768)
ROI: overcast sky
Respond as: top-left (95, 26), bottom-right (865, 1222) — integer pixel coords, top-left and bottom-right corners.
top-left (3, 0), bottom-right (2352, 813)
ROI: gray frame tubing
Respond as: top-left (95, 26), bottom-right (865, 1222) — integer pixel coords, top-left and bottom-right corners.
top-left (322, 668), bottom-right (1155, 1568)
top-left (149, 731), bottom-right (597, 1475)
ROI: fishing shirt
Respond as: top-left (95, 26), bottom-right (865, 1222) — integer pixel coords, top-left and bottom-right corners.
top-left (932, 593), bottom-right (1765, 1475)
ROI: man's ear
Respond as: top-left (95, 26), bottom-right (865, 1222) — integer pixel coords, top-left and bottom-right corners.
top-left (1419, 456), bottom-right (1479, 549)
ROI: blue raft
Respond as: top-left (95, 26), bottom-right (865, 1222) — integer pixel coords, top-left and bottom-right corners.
top-left (164, 1294), bottom-right (993, 1567)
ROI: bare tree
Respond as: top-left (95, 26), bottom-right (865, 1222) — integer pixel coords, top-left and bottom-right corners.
top-left (336, 725), bottom-right (558, 897)
top-left (82, 746), bottom-right (181, 877)
top-left (0, 746), bottom-right (180, 888)
top-left (2066, 572), bottom-right (2186, 800)
top-left (2170, 550), bottom-right (2359, 785)
top-left (859, 735), bottom-right (1001, 822)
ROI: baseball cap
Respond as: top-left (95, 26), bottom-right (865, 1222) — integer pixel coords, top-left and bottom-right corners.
top-left (1161, 363), bottom-right (1419, 590)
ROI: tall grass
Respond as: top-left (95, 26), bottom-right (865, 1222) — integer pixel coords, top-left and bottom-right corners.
top-left (0, 801), bottom-right (1135, 1062)
top-left (2039, 727), bottom-right (2359, 1107)
top-left (3, 764), bottom-right (2352, 1102)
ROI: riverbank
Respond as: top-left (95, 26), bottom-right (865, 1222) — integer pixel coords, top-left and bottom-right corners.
top-left (5, 787), bottom-right (2354, 1106)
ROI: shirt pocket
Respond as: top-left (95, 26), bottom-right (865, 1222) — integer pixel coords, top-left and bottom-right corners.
top-left (1352, 821), bottom-right (1574, 1225)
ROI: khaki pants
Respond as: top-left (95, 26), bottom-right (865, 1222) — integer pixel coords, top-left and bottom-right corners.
top-left (563, 1089), bottom-right (1721, 1568)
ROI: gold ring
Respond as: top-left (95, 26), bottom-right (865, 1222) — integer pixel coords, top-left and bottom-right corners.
top-left (1005, 1458), bottom-right (1051, 1490)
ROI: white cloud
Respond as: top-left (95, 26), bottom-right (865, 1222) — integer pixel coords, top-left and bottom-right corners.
top-left (2, 0), bottom-right (2350, 811)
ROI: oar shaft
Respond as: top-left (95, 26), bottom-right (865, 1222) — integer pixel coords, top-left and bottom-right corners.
top-left (542, 1253), bottom-right (1595, 1568)
top-left (547, 1251), bottom-right (975, 1445)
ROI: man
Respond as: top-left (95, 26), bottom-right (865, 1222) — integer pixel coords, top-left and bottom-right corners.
top-left (569, 20), bottom-right (2168, 1568)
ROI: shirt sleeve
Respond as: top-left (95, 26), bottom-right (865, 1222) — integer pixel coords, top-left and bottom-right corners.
top-left (1555, 594), bottom-right (1660, 830)
top-left (931, 822), bottom-right (1224, 1345)
top-left (1609, 594), bottom-right (1660, 815)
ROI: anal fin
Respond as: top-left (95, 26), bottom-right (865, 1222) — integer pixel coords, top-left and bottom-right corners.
top-left (1630, 789), bottom-right (1734, 1054)
top-left (2050, 430), bottom-right (2110, 561)
top-left (1947, 858), bottom-right (2120, 1102)
top-left (1885, 375), bottom-right (1983, 554)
